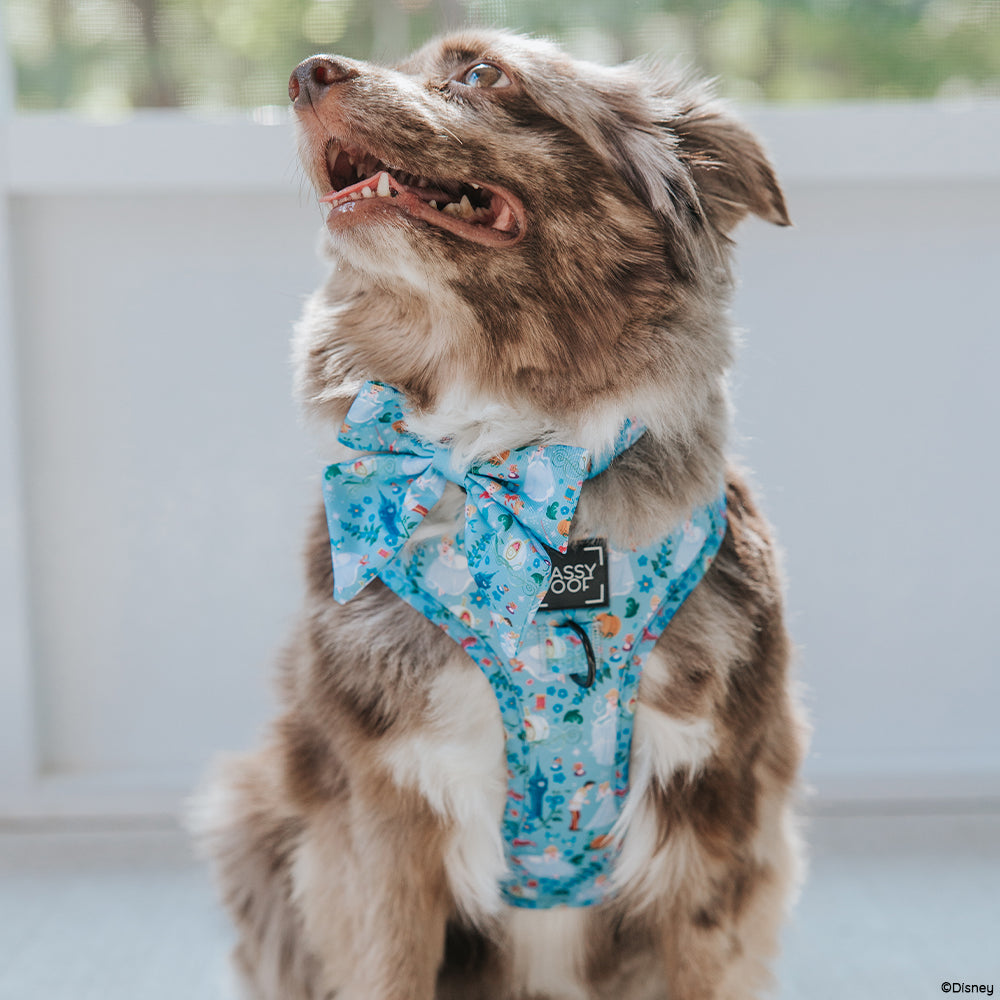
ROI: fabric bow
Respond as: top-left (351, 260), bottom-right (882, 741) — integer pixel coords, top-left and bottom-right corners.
top-left (322, 381), bottom-right (594, 656)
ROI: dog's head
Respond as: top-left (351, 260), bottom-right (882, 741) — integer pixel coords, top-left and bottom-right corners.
top-left (290, 30), bottom-right (788, 451)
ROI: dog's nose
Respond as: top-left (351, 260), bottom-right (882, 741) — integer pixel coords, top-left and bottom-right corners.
top-left (289, 55), bottom-right (358, 103)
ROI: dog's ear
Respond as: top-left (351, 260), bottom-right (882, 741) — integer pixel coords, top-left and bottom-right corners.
top-left (661, 76), bottom-right (791, 233)
top-left (523, 57), bottom-right (788, 274)
top-left (611, 66), bottom-right (790, 234)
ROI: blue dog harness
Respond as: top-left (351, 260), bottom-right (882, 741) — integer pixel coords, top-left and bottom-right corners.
top-left (323, 382), bottom-right (726, 908)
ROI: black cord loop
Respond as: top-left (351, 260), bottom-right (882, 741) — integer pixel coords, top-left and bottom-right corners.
top-left (558, 619), bottom-right (597, 689)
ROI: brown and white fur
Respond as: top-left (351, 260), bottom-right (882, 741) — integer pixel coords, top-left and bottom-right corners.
top-left (194, 29), bottom-right (807, 1000)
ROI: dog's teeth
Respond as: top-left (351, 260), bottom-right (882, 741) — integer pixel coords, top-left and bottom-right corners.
top-left (442, 202), bottom-right (463, 217)
top-left (459, 194), bottom-right (474, 218)
top-left (325, 144), bottom-right (341, 175)
top-left (376, 173), bottom-right (390, 198)
top-left (362, 187), bottom-right (374, 198)
top-left (470, 183), bottom-right (480, 190)
top-left (429, 200), bottom-right (438, 209)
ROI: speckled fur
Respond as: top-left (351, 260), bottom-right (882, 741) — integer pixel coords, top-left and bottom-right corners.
top-left (194, 30), bottom-right (807, 1000)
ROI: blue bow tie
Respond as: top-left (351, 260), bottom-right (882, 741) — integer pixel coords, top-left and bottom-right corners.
top-left (322, 381), bottom-right (643, 656)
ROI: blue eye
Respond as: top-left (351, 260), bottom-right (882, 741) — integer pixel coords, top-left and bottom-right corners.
top-left (461, 63), bottom-right (511, 88)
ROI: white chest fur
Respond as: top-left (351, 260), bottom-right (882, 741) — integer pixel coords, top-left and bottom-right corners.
top-left (505, 906), bottom-right (590, 999)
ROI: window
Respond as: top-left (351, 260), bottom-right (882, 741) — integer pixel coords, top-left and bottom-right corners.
top-left (4, 0), bottom-right (1000, 115)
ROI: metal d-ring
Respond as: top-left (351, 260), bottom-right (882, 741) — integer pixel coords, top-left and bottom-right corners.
top-left (558, 619), bottom-right (597, 689)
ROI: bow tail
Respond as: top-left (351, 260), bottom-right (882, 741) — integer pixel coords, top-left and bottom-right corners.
top-left (322, 459), bottom-right (445, 603)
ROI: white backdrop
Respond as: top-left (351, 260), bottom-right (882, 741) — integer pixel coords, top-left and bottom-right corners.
top-left (1, 104), bottom-right (999, 818)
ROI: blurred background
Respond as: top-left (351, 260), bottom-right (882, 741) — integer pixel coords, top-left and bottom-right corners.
top-left (1, 0), bottom-right (998, 818)
top-left (5, 0), bottom-right (1000, 112)
top-left (0, 4), bottom-right (998, 995)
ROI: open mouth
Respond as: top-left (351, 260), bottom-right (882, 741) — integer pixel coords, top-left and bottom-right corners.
top-left (319, 143), bottom-right (525, 247)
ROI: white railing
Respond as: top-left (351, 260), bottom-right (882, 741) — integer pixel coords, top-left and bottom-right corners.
top-left (8, 100), bottom-right (1000, 193)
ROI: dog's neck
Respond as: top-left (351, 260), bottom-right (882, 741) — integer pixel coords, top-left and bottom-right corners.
top-left (297, 266), bottom-right (732, 544)
top-left (400, 384), bottom-right (635, 471)
top-left (400, 368), bottom-right (731, 549)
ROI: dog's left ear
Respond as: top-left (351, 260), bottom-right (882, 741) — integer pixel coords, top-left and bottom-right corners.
top-left (594, 80), bottom-right (792, 241)
top-left (664, 91), bottom-right (791, 234)
top-left (524, 54), bottom-right (788, 269)
top-left (616, 66), bottom-right (791, 235)
top-left (524, 61), bottom-right (707, 262)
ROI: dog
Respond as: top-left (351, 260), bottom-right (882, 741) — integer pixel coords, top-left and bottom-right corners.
top-left (194, 29), bottom-right (807, 1000)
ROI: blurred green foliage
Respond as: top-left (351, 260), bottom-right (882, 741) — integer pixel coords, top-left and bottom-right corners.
top-left (3, 0), bottom-right (999, 113)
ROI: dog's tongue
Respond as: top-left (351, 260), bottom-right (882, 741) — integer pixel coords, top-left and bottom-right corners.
top-left (493, 202), bottom-right (514, 231)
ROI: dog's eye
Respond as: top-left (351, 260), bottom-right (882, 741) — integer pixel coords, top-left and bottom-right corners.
top-left (461, 63), bottom-right (510, 89)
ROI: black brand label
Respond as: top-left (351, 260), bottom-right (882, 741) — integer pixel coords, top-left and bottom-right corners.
top-left (539, 539), bottom-right (609, 611)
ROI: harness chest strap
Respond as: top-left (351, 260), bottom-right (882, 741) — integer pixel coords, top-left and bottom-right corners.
top-left (378, 498), bottom-right (726, 908)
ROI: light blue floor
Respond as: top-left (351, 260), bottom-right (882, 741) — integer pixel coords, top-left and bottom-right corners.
top-left (0, 812), bottom-right (997, 1000)
top-left (777, 812), bottom-right (999, 998)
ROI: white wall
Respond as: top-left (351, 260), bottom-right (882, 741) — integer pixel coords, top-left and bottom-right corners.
top-left (1, 104), bottom-right (998, 817)
top-left (734, 177), bottom-right (1000, 802)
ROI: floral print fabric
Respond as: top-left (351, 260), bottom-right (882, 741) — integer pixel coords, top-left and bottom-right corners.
top-left (322, 381), bottom-right (727, 908)
top-left (379, 496), bottom-right (727, 908)
top-left (323, 381), bottom-right (643, 658)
